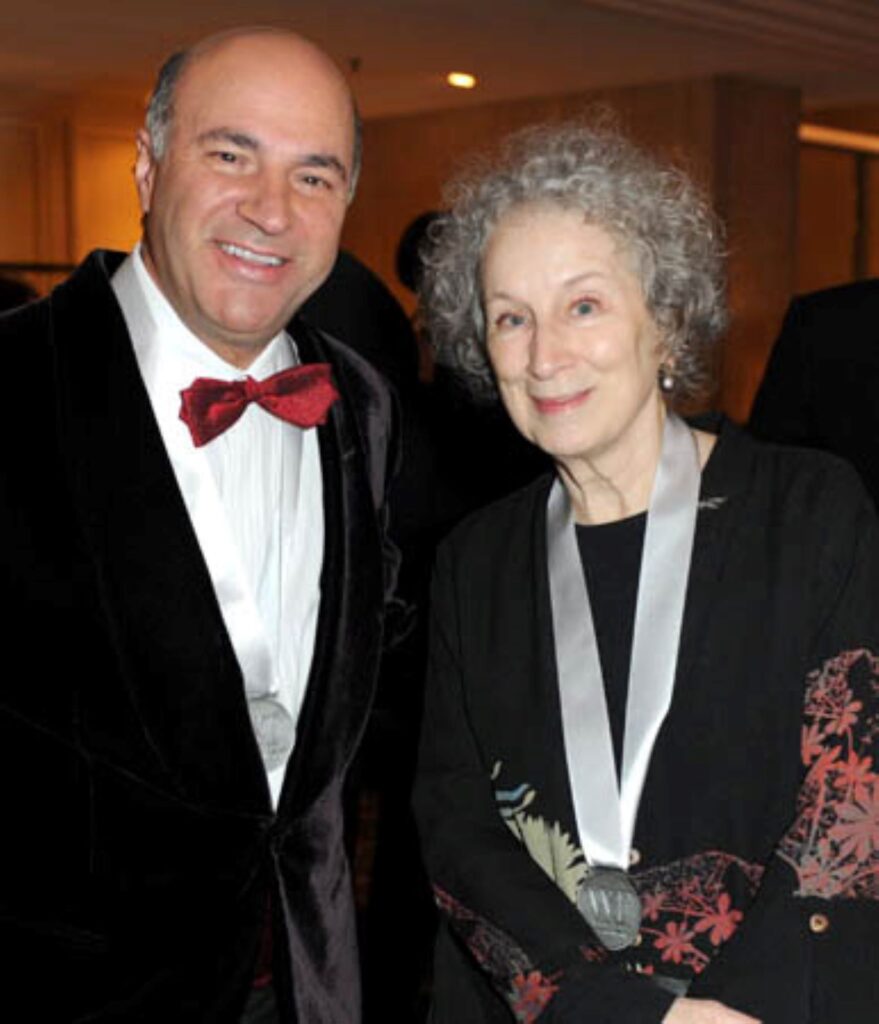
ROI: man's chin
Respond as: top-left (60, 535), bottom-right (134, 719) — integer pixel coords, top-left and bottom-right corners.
top-left (187, 317), bottom-right (289, 368)
top-left (217, 295), bottom-right (303, 335)
top-left (216, 305), bottom-right (296, 340)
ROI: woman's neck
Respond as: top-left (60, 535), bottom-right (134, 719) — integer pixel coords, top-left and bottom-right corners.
top-left (558, 409), bottom-right (716, 526)
top-left (558, 406), bottom-right (664, 525)
top-left (559, 451), bottom-right (659, 526)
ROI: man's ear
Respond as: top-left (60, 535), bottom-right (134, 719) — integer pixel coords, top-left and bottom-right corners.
top-left (134, 129), bottom-right (158, 216)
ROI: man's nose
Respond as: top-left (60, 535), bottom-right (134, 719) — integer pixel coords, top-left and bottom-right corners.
top-left (237, 170), bottom-right (291, 235)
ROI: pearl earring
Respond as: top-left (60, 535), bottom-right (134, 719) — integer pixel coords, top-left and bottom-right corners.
top-left (658, 364), bottom-right (675, 394)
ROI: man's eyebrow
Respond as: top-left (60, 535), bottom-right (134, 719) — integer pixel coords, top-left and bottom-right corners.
top-left (196, 128), bottom-right (259, 150)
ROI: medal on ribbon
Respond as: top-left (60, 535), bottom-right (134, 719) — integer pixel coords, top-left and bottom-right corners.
top-left (248, 695), bottom-right (296, 772)
top-left (546, 413), bottom-right (700, 950)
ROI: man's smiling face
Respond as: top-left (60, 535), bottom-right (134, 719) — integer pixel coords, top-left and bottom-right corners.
top-left (135, 31), bottom-right (355, 368)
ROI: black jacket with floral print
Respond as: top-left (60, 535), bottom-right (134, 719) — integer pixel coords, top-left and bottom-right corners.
top-left (415, 419), bottom-right (879, 1024)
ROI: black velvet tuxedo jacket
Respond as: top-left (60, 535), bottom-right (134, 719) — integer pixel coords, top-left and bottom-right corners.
top-left (749, 279), bottom-right (879, 507)
top-left (0, 251), bottom-right (399, 1023)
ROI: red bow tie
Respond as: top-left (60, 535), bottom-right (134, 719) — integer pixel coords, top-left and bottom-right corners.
top-left (179, 364), bottom-right (339, 447)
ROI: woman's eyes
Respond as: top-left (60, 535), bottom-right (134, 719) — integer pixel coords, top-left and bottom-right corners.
top-left (572, 298), bottom-right (596, 317)
top-left (494, 311), bottom-right (528, 329)
top-left (490, 297), bottom-right (599, 332)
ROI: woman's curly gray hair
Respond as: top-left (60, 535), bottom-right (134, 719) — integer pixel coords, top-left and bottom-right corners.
top-left (419, 119), bottom-right (727, 402)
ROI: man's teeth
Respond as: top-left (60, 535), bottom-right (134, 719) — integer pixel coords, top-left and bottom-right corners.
top-left (220, 243), bottom-right (284, 267)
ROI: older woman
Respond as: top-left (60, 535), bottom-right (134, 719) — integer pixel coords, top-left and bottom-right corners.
top-left (414, 122), bottom-right (879, 1024)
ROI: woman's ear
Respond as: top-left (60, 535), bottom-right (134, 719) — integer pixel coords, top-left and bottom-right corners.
top-left (657, 337), bottom-right (677, 395)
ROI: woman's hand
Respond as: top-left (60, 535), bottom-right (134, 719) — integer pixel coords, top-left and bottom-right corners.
top-left (663, 997), bottom-right (761, 1024)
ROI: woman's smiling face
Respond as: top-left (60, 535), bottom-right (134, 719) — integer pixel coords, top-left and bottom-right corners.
top-left (482, 202), bottom-right (667, 473)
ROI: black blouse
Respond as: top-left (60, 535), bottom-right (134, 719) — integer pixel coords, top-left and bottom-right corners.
top-left (575, 513), bottom-right (645, 777)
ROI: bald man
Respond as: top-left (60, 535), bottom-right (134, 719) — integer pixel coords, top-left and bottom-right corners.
top-left (0, 29), bottom-right (398, 1023)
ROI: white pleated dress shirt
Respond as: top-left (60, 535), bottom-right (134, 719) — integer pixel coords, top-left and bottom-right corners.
top-left (112, 246), bottom-right (324, 806)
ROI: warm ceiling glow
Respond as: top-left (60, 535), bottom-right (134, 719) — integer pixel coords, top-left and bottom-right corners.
top-left (447, 71), bottom-right (477, 90)
top-left (799, 123), bottom-right (879, 155)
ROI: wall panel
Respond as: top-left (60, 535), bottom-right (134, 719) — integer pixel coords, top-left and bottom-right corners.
top-left (71, 127), bottom-right (141, 259)
top-left (713, 78), bottom-right (800, 420)
top-left (796, 145), bottom-right (857, 294)
top-left (0, 119), bottom-right (43, 263)
top-left (861, 156), bottom-right (879, 281)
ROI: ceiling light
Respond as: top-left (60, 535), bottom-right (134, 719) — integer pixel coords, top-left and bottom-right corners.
top-left (447, 71), bottom-right (477, 90)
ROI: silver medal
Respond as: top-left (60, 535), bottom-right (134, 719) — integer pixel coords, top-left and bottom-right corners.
top-left (248, 696), bottom-right (295, 772)
top-left (577, 866), bottom-right (642, 951)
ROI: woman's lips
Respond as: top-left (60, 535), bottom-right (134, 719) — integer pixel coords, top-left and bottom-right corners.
top-left (531, 389), bottom-right (592, 414)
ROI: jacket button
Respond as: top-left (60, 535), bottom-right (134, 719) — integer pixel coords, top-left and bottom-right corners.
top-left (629, 848), bottom-right (642, 867)
top-left (809, 913), bottom-right (830, 934)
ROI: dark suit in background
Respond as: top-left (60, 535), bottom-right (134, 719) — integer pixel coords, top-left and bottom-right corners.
top-left (749, 279), bottom-right (879, 506)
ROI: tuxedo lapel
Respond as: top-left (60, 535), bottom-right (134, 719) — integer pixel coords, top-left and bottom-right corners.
top-left (278, 322), bottom-right (386, 814)
top-left (49, 252), bottom-right (269, 811)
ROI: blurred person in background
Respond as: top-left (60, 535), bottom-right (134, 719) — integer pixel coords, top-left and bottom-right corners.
top-left (749, 279), bottom-right (879, 509)
top-left (0, 274), bottom-right (37, 311)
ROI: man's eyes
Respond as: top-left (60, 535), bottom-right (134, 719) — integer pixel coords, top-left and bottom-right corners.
top-left (208, 149), bottom-right (245, 166)
top-left (300, 173), bottom-right (333, 190)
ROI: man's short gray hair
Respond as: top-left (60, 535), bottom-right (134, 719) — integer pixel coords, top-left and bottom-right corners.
top-left (145, 50), bottom-right (189, 161)
top-left (143, 44), bottom-right (364, 194)
top-left (419, 119), bottom-right (728, 403)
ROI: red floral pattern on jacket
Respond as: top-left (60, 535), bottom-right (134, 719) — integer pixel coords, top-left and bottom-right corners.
top-left (777, 647), bottom-right (879, 899)
top-left (621, 852), bottom-right (762, 977)
top-left (434, 886), bottom-right (560, 1023)
top-left (432, 649), bottom-right (879, 1016)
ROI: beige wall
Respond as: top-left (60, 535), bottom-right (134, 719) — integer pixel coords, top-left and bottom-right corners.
top-left (796, 146), bottom-right (858, 295)
top-left (345, 76), bottom-right (800, 420)
top-left (0, 89), bottom-right (71, 293)
top-left (797, 105), bottom-right (879, 296)
top-left (796, 138), bottom-right (879, 299)
top-left (712, 78), bottom-right (800, 420)
top-left (0, 87), bottom-right (142, 293)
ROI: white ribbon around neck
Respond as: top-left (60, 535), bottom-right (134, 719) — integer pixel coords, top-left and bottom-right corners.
top-left (546, 412), bottom-right (700, 870)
